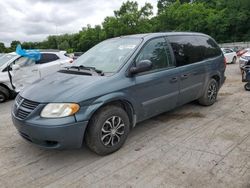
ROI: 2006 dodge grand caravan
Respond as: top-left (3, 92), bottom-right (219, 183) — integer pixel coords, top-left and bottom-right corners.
top-left (12, 32), bottom-right (226, 155)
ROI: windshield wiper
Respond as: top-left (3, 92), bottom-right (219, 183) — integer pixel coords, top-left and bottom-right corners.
top-left (65, 65), bottom-right (104, 76)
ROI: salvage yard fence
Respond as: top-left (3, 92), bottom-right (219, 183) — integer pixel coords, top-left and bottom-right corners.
top-left (219, 41), bottom-right (250, 48)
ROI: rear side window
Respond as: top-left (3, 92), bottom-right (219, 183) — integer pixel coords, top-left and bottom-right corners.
top-left (136, 37), bottom-right (173, 70)
top-left (168, 35), bottom-right (221, 67)
top-left (37, 53), bottom-right (59, 64)
top-left (196, 36), bottom-right (221, 59)
top-left (223, 48), bottom-right (233, 53)
top-left (167, 36), bottom-right (203, 66)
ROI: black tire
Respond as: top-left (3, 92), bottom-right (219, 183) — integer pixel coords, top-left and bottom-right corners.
top-left (85, 105), bottom-right (130, 155)
top-left (232, 56), bottom-right (237, 64)
top-left (198, 79), bottom-right (219, 106)
top-left (0, 86), bottom-right (10, 103)
top-left (244, 83), bottom-right (250, 91)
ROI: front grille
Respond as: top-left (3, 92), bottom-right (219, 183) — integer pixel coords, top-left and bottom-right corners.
top-left (14, 95), bottom-right (40, 120)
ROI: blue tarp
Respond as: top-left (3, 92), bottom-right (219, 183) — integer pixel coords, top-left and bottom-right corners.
top-left (15, 44), bottom-right (41, 61)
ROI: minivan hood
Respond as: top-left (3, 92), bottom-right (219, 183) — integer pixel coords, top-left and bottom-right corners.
top-left (20, 71), bottom-right (107, 103)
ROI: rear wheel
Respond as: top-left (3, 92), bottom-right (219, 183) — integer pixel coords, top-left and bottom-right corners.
top-left (85, 105), bottom-right (130, 155)
top-left (244, 83), bottom-right (250, 91)
top-left (232, 56), bottom-right (237, 64)
top-left (198, 79), bottom-right (219, 106)
top-left (0, 86), bottom-right (10, 103)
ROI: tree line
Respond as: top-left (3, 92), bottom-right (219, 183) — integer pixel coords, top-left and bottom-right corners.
top-left (0, 0), bottom-right (249, 53)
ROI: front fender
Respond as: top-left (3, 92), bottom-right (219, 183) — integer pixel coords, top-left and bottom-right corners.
top-left (75, 92), bottom-right (138, 122)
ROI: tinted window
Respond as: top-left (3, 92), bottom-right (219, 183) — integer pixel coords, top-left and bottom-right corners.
top-left (168, 35), bottom-right (221, 67)
top-left (167, 36), bottom-right (204, 66)
top-left (196, 36), bottom-right (221, 59)
top-left (37, 53), bottom-right (59, 64)
top-left (136, 37), bottom-right (173, 70)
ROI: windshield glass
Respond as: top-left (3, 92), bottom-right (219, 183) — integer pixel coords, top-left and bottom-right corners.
top-left (0, 54), bottom-right (17, 67)
top-left (73, 37), bottom-right (142, 73)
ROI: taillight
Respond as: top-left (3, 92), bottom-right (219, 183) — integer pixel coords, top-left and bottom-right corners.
top-left (224, 57), bottom-right (227, 68)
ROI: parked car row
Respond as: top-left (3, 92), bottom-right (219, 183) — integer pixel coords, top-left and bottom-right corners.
top-left (11, 32), bottom-right (226, 155)
top-left (0, 50), bottom-right (73, 103)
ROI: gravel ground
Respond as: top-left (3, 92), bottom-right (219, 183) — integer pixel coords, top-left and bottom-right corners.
top-left (0, 63), bottom-right (250, 188)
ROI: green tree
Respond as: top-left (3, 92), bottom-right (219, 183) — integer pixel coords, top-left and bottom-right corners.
top-left (103, 1), bottom-right (154, 37)
top-left (10, 40), bottom-right (21, 51)
top-left (0, 42), bottom-right (6, 53)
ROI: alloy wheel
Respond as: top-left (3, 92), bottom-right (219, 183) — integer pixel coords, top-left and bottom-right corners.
top-left (208, 82), bottom-right (217, 101)
top-left (101, 116), bottom-right (125, 147)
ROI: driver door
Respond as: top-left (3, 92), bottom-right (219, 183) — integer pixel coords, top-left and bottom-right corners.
top-left (130, 37), bottom-right (180, 121)
top-left (11, 57), bottom-right (40, 92)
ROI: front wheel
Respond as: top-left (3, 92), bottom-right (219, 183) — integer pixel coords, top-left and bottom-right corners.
top-left (244, 83), bottom-right (250, 91)
top-left (0, 86), bottom-right (10, 103)
top-left (85, 105), bottom-right (130, 155)
top-left (198, 79), bottom-right (219, 106)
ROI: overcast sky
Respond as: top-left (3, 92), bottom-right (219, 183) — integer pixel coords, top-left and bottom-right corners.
top-left (0, 0), bottom-right (157, 46)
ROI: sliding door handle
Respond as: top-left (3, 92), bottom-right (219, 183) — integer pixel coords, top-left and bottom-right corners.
top-left (181, 74), bottom-right (189, 80)
top-left (170, 77), bottom-right (178, 83)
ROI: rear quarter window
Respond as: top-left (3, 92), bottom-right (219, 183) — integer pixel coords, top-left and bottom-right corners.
top-left (196, 36), bottom-right (221, 59)
top-left (167, 35), bottom-right (221, 67)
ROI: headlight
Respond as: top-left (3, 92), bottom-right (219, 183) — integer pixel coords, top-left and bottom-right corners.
top-left (41, 103), bottom-right (80, 118)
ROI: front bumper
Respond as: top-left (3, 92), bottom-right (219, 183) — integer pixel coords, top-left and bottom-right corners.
top-left (12, 114), bottom-right (88, 149)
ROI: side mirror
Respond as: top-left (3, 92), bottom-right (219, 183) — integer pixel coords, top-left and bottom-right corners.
top-left (12, 64), bottom-right (20, 71)
top-left (130, 60), bottom-right (153, 75)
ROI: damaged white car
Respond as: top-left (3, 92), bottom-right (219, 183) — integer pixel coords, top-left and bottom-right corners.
top-left (0, 50), bottom-right (72, 103)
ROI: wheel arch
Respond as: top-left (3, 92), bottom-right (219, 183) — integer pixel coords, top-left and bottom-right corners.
top-left (211, 74), bottom-right (220, 85)
top-left (76, 93), bottom-right (138, 130)
top-left (94, 99), bottom-right (135, 128)
top-left (0, 83), bottom-right (12, 96)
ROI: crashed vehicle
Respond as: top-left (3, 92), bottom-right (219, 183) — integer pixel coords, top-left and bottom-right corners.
top-left (0, 47), bottom-right (72, 103)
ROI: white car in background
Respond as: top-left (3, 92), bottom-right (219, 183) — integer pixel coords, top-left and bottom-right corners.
top-left (221, 48), bottom-right (237, 64)
top-left (0, 50), bottom-right (72, 103)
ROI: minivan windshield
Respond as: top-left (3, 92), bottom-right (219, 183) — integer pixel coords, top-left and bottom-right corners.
top-left (73, 37), bottom-right (142, 73)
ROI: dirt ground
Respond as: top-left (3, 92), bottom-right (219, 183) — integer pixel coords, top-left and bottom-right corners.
top-left (0, 63), bottom-right (250, 188)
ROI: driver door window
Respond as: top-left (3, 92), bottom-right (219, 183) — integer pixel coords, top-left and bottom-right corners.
top-left (14, 57), bottom-right (36, 67)
top-left (136, 37), bottom-right (173, 71)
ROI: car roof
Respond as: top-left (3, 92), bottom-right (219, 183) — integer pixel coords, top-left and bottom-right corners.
top-left (120, 32), bottom-right (211, 40)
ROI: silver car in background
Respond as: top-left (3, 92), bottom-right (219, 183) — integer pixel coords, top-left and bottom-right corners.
top-left (239, 49), bottom-right (250, 69)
